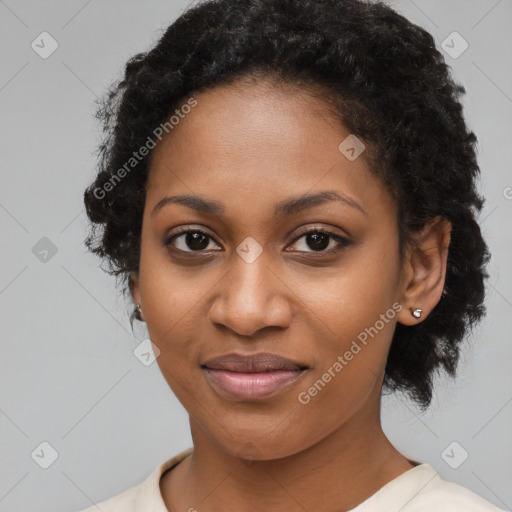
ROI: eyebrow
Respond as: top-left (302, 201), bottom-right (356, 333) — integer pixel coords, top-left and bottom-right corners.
top-left (151, 190), bottom-right (367, 218)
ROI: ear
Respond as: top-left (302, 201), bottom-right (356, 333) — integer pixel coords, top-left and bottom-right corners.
top-left (129, 271), bottom-right (142, 308)
top-left (396, 215), bottom-right (452, 326)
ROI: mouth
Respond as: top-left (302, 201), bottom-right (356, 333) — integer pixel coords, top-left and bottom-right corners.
top-left (201, 352), bottom-right (309, 401)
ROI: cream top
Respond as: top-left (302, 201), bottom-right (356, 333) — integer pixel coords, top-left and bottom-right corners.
top-left (76, 448), bottom-right (506, 511)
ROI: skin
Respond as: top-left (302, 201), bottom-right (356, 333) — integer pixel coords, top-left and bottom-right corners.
top-left (130, 76), bottom-right (451, 512)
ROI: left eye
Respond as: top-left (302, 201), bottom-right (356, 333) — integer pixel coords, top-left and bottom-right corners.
top-left (287, 230), bottom-right (350, 253)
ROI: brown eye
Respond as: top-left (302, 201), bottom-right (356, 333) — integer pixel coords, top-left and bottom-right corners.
top-left (304, 232), bottom-right (330, 251)
top-left (288, 229), bottom-right (351, 254)
top-left (165, 229), bottom-right (221, 253)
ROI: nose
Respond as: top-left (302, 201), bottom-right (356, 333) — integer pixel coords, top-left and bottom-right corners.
top-left (207, 252), bottom-right (293, 337)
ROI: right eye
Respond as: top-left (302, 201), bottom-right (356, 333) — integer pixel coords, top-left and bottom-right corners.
top-left (165, 228), bottom-right (222, 254)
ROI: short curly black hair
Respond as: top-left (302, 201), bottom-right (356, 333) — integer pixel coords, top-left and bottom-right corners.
top-left (84, 0), bottom-right (490, 410)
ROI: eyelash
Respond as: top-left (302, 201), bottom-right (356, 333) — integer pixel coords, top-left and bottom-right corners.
top-left (164, 226), bottom-right (351, 257)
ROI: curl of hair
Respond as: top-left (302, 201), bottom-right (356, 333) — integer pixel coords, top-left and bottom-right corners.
top-left (84, 0), bottom-right (490, 410)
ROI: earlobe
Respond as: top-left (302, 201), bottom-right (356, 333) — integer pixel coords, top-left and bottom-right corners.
top-left (129, 271), bottom-right (144, 322)
top-left (409, 308), bottom-right (423, 319)
top-left (397, 216), bottom-right (452, 326)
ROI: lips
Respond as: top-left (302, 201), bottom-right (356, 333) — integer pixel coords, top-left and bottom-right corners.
top-left (202, 352), bottom-right (307, 373)
top-left (202, 352), bottom-right (309, 401)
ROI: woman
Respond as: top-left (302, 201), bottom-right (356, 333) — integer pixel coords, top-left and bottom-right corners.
top-left (79, 0), bottom-right (504, 510)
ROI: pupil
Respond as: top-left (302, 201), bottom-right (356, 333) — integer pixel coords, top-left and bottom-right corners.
top-left (187, 232), bottom-right (209, 250)
top-left (307, 232), bottom-right (329, 251)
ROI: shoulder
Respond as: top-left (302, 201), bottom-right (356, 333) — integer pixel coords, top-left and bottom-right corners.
top-left (403, 467), bottom-right (506, 512)
top-left (73, 447), bottom-right (193, 512)
top-left (354, 463), bottom-right (506, 512)
top-left (75, 485), bottom-right (139, 512)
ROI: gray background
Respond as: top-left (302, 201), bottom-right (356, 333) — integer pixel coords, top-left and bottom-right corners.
top-left (0, 1), bottom-right (511, 511)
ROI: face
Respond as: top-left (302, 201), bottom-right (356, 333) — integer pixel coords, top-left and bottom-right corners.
top-left (131, 78), bottom-right (408, 460)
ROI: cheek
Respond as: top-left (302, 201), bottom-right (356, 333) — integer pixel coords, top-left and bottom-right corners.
top-left (294, 246), bottom-right (401, 346)
top-left (295, 283), bottom-right (398, 410)
top-left (289, 239), bottom-right (401, 406)
top-left (142, 289), bottom-right (207, 411)
top-left (138, 236), bottom-right (205, 366)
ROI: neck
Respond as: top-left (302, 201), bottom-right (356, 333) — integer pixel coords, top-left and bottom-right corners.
top-left (161, 399), bottom-right (415, 512)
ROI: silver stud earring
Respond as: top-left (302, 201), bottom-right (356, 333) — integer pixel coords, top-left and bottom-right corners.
top-left (134, 303), bottom-right (143, 321)
top-left (410, 308), bottom-right (422, 319)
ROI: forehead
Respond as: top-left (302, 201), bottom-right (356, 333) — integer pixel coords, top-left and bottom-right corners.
top-left (145, 79), bottom-right (394, 224)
